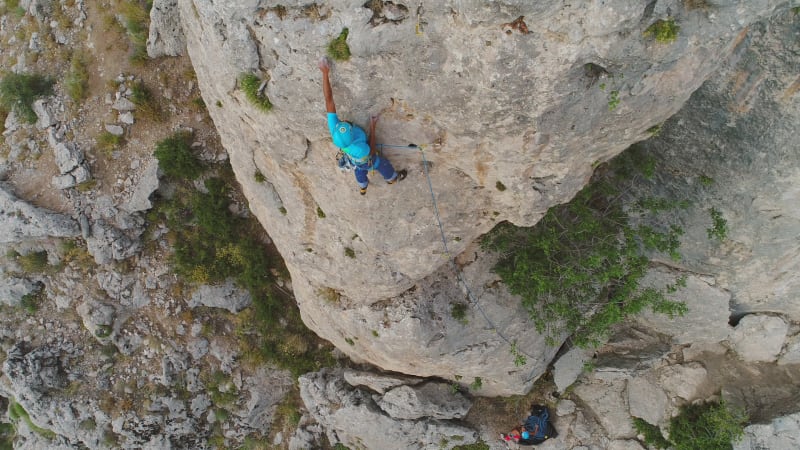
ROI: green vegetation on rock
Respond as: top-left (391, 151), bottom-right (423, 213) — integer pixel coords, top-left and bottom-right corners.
top-left (0, 72), bottom-right (55, 124)
top-left (240, 73), bottom-right (273, 112)
top-left (482, 146), bottom-right (688, 348)
top-left (153, 130), bottom-right (205, 180)
top-left (644, 18), bottom-right (680, 43)
top-left (327, 28), bottom-right (351, 61)
top-left (669, 400), bottom-right (747, 450)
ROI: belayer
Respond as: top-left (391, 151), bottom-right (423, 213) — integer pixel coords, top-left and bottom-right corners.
top-left (500, 404), bottom-right (558, 448)
top-left (318, 56), bottom-right (406, 195)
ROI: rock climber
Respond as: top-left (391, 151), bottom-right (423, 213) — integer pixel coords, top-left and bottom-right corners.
top-left (318, 56), bottom-right (406, 195)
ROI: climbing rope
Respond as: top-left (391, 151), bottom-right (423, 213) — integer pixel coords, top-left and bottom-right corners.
top-left (378, 143), bottom-right (539, 371)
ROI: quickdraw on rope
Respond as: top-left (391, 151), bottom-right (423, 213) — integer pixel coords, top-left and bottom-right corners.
top-left (379, 143), bottom-right (538, 370)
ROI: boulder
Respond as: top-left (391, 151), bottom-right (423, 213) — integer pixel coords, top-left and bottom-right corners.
top-left (343, 369), bottom-right (423, 394)
top-left (778, 334), bottom-right (800, 366)
top-left (627, 378), bottom-right (667, 425)
top-left (120, 159), bottom-right (161, 213)
top-left (636, 271), bottom-right (732, 344)
top-left (377, 382), bottom-right (472, 420)
top-left (147, 0), bottom-right (185, 57)
top-left (0, 184), bottom-right (80, 242)
top-left (0, 270), bottom-right (39, 306)
top-left (299, 369), bottom-right (477, 450)
top-left (656, 363), bottom-right (707, 402)
top-left (553, 347), bottom-right (592, 393)
top-left (733, 412), bottom-right (800, 450)
top-left (729, 314), bottom-right (788, 363)
top-left (573, 378), bottom-right (635, 439)
top-left (76, 300), bottom-right (116, 340)
top-left (187, 280), bottom-right (251, 313)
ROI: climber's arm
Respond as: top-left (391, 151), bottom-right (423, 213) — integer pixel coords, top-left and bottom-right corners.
top-left (319, 57), bottom-right (336, 113)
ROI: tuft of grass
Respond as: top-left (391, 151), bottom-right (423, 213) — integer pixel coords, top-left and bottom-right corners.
top-left (119, 0), bottom-right (150, 64)
top-left (344, 247), bottom-right (355, 259)
top-left (327, 28), bottom-right (351, 61)
top-left (0, 73), bottom-right (55, 124)
top-left (16, 250), bottom-right (49, 273)
top-left (644, 18), bottom-right (680, 43)
top-left (316, 206), bottom-right (326, 218)
top-left (646, 124), bottom-right (662, 136)
top-left (495, 181), bottom-right (506, 191)
top-left (96, 131), bottom-right (123, 155)
top-left (668, 400), bottom-right (747, 450)
top-left (153, 130), bottom-right (205, 180)
top-left (254, 170), bottom-right (266, 183)
top-left (64, 51), bottom-right (90, 102)
top-left (130, 80), bottom-right (163, 121)
top-left (706, 207), bottom-right (728, 241)
top-left (239, 73), bottom-right (273, 112)
top-left (8, 401), bottom-right (56, 439)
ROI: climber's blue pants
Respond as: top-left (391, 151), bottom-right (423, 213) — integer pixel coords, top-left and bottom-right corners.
top-left (354, 156), bottom-right (397, 188)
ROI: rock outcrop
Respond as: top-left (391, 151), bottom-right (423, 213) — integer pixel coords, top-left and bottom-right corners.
top-left (177, 0), bottom-right (793, 394)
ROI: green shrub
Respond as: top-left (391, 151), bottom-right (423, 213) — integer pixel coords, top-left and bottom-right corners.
top-left (327, 28), bottom-right (351, 61)
top-left (153, 131), bottom-right (204, 180)
top-left (668, 400), bottom-right (747, 450)
top-left (0, 73), bottom-right (55, 124)
top-left (495, 181), bottom-right (506, 191)
top-left (130, 80), bottom-right (162, 121)
top-left (470, 377), bottom-right (482, 391)
top-left (450, 302), bottom-right (468, 324)
top-left (453, 442), bottom-right (490, 450)
top-left (707, 208), bottom-right (728, 241)
top-left (239, 73), bottom-right (272, 112)
top-left (64, 51), bottom-right (90, 102)
top-left (0, 422), bottom-right (15, 450)
top-left (482, 147), bottom-right (687, 348)
top-left (644, 18), bottom-right (680, 43)
top-left (254, 170), bottom-right (266, 183)
top-left (21, 289), bottom-right (43, 315)
top-left (316, 206), bottom-right (326, 218)
top-left (344, 247), bottom-right (355, 258)
top-left (633, 418), bottom-right (670, 449)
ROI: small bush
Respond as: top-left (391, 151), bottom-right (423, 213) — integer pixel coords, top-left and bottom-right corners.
top-left (96, 131), bottom-right (123, 154)
top-left (153, 131), bottom-right (204, 180)
top-left (633, 418), bottom-right (670, 449)
top-left (495, 181), bottom-right (506, 191)
top-left (608, 90), bottom-right (620, 110)
top-left (130, 80), bottom-right (162, 121)
top-left (668, 400), bottom-right (747, 450)
top-left (707, 207), bottom-right (728, 241)
top-left (470, 377), bottom-right (482, 391)
top-left (240, 73), bottom-right (272, 112)
top-left (0, 73), bottom-right (55, 124)
top-left (316, 206), bottom-right (326, 218)
top-left (254, 170), bottom-right (266, 183)
top-left (450, 303), bottom-right (468, 324)
top-left (17, 250), bottom-right (49, 273)
top-left (644, 18), bottom-right (680, 43)
top-left (344, 247), bottom-right (355, 258)
top-left (64, 51), bottom-right (90, 102)
top-left (327, 28), bottom-right (351, 61)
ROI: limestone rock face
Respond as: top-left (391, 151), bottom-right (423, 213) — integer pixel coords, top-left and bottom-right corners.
top-left (0, 184), bottom-right (80, 243)
top-left (178, 0), bottom-right (791, 393)
top-left (734, 412), bottom-right (800, 450)
top-left (298, 368), bottom-right (477, 449)
top-left (729, 314), bottom-right (788, 363)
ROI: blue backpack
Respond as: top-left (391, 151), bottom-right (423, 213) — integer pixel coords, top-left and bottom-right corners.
top-left (520, 405), bottom-right (556, 445)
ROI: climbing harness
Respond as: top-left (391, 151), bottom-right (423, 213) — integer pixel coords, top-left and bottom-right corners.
top-left (378, 143), bottom-right (538, 369)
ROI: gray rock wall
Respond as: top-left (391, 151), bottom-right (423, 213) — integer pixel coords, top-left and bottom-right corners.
top-left (178, 0), bottom-right (793, 394)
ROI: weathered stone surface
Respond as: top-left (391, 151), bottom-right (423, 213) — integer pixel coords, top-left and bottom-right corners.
top-left (608, 441), bottom-right (646, 450)
top-left (778, 334), bottom-right (800, 366)
top-left (147, 0), bottom-right (185, 57)
top-left (85, 219), bottom-right (142, 265)
top-left (0, 269), bottom-right (38, 306)
top-left (33, 99), bottom-right (56, 129)
top-left (729, 314), bottom-right (788, 363)
top-left (556, 399), bottom-right (576, 417)
top-left (343, 369), bottom-right (422, 394)
top-left (2, 343), bottom-right (69, 400)
top-left (574, 378), bottom-right (635, 439)
top-left (377, 382), bottom-right (471, 420)
top-left (656, 363), bottom-right (707, 401)
top-left (734, 412), bottom-right (800, 450)
top-left (104, 123), bottom-right (124, 136)
top-left (636, 270), bottom-right (732, 344)
top-left (111, 97), bottom-right (135, 111)
top-left (0, 184), bottom-right (80, 243)
top-left (76, 300), bottom-right (116, 340)
top-left (52, 142), bottom-right (83, 174)
top-left (553, 347), bottom-right (592, 393)
top-left (179, 0), bottom-right (789, 392)
top-left (299, 368), bottom-right (477, 449)
top-left (188, 279), bottom-right (251, 313)
top-left (118, 158), bottom-right (157, 213)
top-left (627, 378), bottom-right (667, 426)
